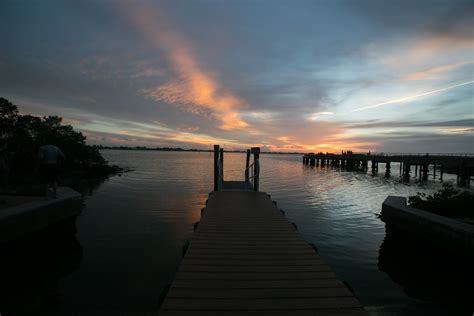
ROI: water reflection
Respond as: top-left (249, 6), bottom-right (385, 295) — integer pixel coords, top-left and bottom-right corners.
top-left (0, 214), bottom-right (83, 315)
top-left (65, 174), bottom-right (113, 196)
top-left (4, 150), bottom-right (461, 314)
top-left (378, 224), bottom-right (474, 313)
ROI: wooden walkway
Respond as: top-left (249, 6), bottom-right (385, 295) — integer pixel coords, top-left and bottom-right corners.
top-left (159, 189), bottom-right (367, 315)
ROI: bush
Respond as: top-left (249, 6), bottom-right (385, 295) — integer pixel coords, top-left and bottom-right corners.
top-left (1, 97), bottom-right (107, 185)
top-left (409, 184), bottom-right (474, 220)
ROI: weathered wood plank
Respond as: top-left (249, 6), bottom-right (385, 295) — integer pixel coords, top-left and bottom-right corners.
top-left (160, 309), bottom-right (368, 316)
top-left (160, 190), bottom-right (367, 315)
top-left (189, 240), bottom-right (308, 246)
top-left (171, 279), bottom-right (346, 289)
top-left (187, 244), bottom-right (313, 251)
top-left (160, 297), bottom-right (362, 310)
top-left (167, 287), bottom-right (353, 299)
top-left (175, 271), bottom-right (337, 280)
top-left (181, 259), bottom-right (326, 266)
top-left (178, 264), bottom-right (332, 273)
top-left (183, 254), bottom-right (320, 261)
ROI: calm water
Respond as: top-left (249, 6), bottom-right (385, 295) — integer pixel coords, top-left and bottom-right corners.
top-left (3, 150), bottom-right (472, 315)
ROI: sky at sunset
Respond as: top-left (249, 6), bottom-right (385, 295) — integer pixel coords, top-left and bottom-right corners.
top-left (1, 0), bottom-right (473, 152)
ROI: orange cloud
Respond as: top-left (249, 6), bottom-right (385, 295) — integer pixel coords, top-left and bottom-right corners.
top-left (413, 35), bottom-right (473, 59)
top-left (121, 4), bottom-right (248, 130)
top-left (403, 61), bottom-right (473, 81)
top-left (266, 141), bottom-right (376, 153)
top-left (90, 124), bottom-right (243, 148)
top-left (380, 34), bottom-right (473, 69)
top-left (276, 136), bottom-right (291, 142)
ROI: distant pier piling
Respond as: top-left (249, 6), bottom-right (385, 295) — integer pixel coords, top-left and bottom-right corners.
top-left (302, 153), bottom-right (473, 186)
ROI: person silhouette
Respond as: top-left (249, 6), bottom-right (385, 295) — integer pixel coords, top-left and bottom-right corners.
top-left (0, 144), bottom-right (9, 193)
top-left (38, 144), bottom-right (65, 199)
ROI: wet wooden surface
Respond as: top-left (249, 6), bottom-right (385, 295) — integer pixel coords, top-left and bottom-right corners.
top-left (160, 190), bottom-right (367, 315)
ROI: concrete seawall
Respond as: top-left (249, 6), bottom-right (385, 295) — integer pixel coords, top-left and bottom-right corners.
top-left (381, 196), bottom-right (474, 251)
top-left (0, 187), bottom-right (82, 243)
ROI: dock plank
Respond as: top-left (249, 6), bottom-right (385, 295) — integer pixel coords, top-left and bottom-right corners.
top-left (178, 265), bottom-right (332, 273)
top-left (160, 310), bottom-right (368, 316)
top-left (167, 287), bottom-right (353, 298)
top-left (161, 297), bottom-right (362, 310)
top-left (171, 278), bottom-right (346, 289)
top-left (175, 271), bottom-right (337, 280)
top-left (159, 190), bottom-right (367, 315)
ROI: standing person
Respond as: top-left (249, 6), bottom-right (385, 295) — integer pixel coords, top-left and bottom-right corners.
top-left (0, 144), bottom-right (9, 193)
top-left (38, 144), bottom-right (65, 199)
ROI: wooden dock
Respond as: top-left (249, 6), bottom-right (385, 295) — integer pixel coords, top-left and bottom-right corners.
top-left (159, 146), bottom-right (367, 315)
top-left (303, 152), bottom-right (474, 186)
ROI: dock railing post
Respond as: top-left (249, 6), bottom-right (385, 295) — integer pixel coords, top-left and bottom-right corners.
top-left (214, 145), bottom-right (219, 191)
top-left (220, 148), bottom-right (224, 182)
top-left (251, 147), bottom-right (260, 192)
top-left (245, 149), bottom-right (250, 182)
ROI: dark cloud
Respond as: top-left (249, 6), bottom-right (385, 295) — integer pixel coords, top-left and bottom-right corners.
top-left (427, 0), bottom-right (474, 39)
top-left (348, 0), bottom-right (473, 38)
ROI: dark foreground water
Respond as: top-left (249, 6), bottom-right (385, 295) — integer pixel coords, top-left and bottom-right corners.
top-left (2, 150), bottom-right (473, 315)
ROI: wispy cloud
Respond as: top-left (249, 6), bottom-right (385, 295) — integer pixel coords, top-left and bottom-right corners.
top-left (403, 61), bottom-right (473, 81)
top-left (351, 80), bottom-right (474, 112)
top-left (276, 136), bottom-right (291, 142)
top-left (121, 3), bottom-right (248, 130)
top-left (438, 127), bottom-right (474, 134)
top-left (413, 35), bottom-right (473, 60)
top-left (307, 111), bottom-right (334, 121)
top-left (131, 68), bottom-right (162, 79)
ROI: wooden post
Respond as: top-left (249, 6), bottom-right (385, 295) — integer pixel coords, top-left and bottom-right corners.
top-left (422, 164), bottom-right (428, 180)
top-left (384, 162), bottom-right (390, 177)
top-left (251, 147), bottom-right (260, 192)
top-left (219, 148), bottom-right (224, 182)
top-left (433, 164), bottom-right (436, 179)
top-left (213, 145), bottom-right (219, 191)
top-left (403, 162), bottom-right (410, 180)
top-left (459, 163), bottom-right (468, 187)
top-left (245, 149), bottom-right (251, 181)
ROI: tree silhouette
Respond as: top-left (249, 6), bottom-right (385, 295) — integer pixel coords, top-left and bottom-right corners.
top-left (1, 97), bottom-right (105, 184)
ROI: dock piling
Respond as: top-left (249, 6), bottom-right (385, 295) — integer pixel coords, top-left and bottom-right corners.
top-left (213, 145), bottom-right (220, 191)
top-left (252, 147), bottom-right (260, 191)
top-left (245, 149), bottom-right (251, 181)
top-left (219, 148), bottom-right (224, 180)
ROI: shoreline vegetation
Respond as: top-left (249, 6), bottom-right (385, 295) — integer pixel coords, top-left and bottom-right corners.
top-left (0, 98), bottom-right (122, 197)
top-left (409, 184), bottom-right (474, 222)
